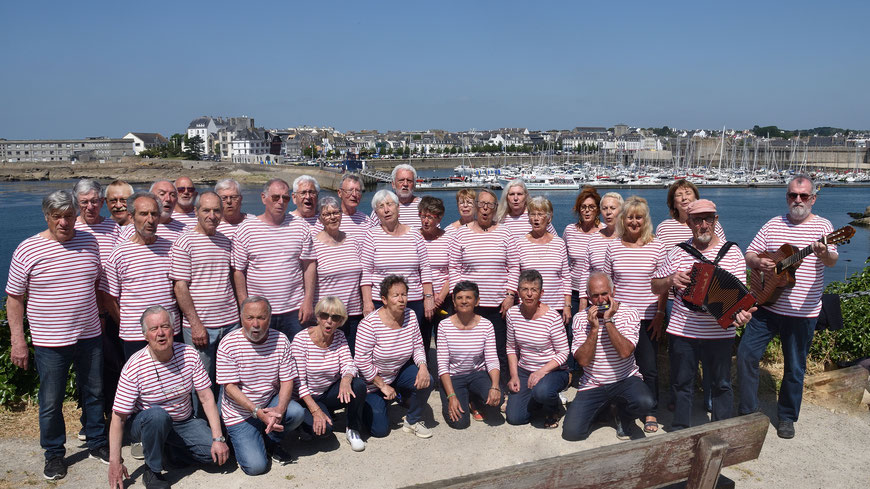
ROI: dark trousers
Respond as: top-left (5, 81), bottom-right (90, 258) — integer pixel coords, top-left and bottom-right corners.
top-left (635, 319), bottom-right (659, 418)
top-left (439, 370), bottom-right (499, 429)
top-left (669, 334), bottom-right (734, 430)
top-left (130, 408), bottom-right (214, 473)
top-left (666, 299), bottom-right (712, 411)
top-left (737, 308), bottom-right (817, 422)
top-left (562, 376), bottom-right (654, 441)
top-left (102, 315), bottom-right (124, 419)
top-left (362, 360), bottom-right (434, 437)
top-left (505, 368), bottom-right (569, 425)
top-left (342, 315), bottom-right (362, 357)
top-left (270, 310), bottom-right (302, 343)
top-left (475, 306), bottom-right (508, 380)
top-left (301, 377), bottom-right (367, 433)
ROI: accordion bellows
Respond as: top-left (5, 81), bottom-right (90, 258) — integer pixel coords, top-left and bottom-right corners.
top-left (682, 263), bottom-right (757, 329)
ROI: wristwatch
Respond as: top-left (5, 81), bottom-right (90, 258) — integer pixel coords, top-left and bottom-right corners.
top-left (212, 436), bottom-right (226, 443)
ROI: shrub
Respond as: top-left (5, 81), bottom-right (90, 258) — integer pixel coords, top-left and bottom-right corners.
top-left (810, 260), bottom-right (870, 365)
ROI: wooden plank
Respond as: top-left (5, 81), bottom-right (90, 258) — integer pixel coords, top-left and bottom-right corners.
top-left (804, 365), bottom-right (869, 407)
top-left (685, 435), bottom-right (728, 489)
top-left (404, 413), bottom-right (768, 489)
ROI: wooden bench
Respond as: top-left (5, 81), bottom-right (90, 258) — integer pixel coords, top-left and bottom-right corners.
top-left (405, 412), bottom-right (769, 489)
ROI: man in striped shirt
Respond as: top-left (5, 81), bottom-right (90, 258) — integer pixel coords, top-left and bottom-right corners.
top-left (108, 305), bottom-right (229, 489)
top-left (330, 173), bottom-right (373, 241)
top-left (562, 273), bottom-right (653, 441)
top-left (214, 178), bottom-right (253, 240)
top-left (370, 164), bottom-right (422, 227)
top-left (290, 175), bottom-right (320, 228)
top-left (6, 190), bottom-right (109, 480)
top-left (172, 176), bottom-right (199, 227)
top-left (738, 175), bottom-right (838, 440)
top-left (105, 180), bottom-right (134, 226)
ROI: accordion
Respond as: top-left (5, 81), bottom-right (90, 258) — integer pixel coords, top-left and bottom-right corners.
top-left (681, 262), bottom-right (757, 329)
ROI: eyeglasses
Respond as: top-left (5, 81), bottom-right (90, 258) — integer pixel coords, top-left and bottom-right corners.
top-left (321, 211), bottom-right (341, 218)
top-left (458, 200), bottom-right (474, 206)
top-left (220, 195), bottom-right (241, 202)
top-left (295, 190), bottom-right (317, 196)
top-left (269, 194), bottom-right (292, 203)
top-left (317, 312), bottom-right (344, 323)
top-left (689, 215), bottom-right (716, 224)
top-left (176, 187), bottom-right (196, 193)
top-left (786, 192), bottom-right (813, 201)
top-left (340, 188), bottom-right (362, 195)
top-left (78, 199), bottom-right (102, 207)
top-left (477, 202), bottom-right (495, 209)
top-left (579, 205), bottom-right (598, 211)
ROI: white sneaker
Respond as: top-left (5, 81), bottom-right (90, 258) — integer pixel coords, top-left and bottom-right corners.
top-left (130, 442), bottom-right (144, 460)
top-left (345, 429), bottom-right (366, 452)
top-left (558, 392), bottom-right (568, 405)
top-left (402, 416), bottom-right (432, 439)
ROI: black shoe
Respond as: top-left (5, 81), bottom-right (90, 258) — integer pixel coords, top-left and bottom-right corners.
top-left (614, 414), bottom-right (629, 440)
top-left (88, 445), bottom-right (111, 464)
top-left (270, 445), bottom-right (293, 466)
top-left (143, 469), bottom-right (171, 489)
top-left (43, 456), bottom-right (67, 480)
top-left (777, 420), bottom-right (795, 439)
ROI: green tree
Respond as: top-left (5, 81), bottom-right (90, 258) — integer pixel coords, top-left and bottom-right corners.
top-left (183, 135), bottom-right (204, 160)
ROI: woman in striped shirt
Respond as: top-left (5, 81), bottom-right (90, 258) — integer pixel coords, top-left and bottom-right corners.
top-left (447, 188), bottom-right (476, 231)
top-left (578, 192), bottom-right (623, 311)
top-left (564, 186), bottom-right (602, 317)
top-left (359, 190), bottom-right (436, 330)
top-left (496, 179), bottom-right (557, 236)
top-left (603, 196), bottom-right (665, 433)
top-left (313, 196), bottom-right (364, 355)
top-left (505, 269), bottom-right (570, 429)
top-left (518, 196), bottom-right (571, 325)
top-left (356, 275), bottom-right (435, 439)
top-left (437, 281), bottom-right (501, 429)
top-left (418, 196), bottom-right (451, 356)
top-left (293, 297), bottom-right (368, 452)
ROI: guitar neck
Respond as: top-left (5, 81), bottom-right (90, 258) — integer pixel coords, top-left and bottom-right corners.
top-left (778, 239), bottom-right (821, 271)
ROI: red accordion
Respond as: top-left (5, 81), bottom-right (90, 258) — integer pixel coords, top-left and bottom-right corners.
top-left (681, 262), bottom-right (757, 329)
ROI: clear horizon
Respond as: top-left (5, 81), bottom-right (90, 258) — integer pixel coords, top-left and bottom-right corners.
top-left (2, 0), bottom-right (868, 140)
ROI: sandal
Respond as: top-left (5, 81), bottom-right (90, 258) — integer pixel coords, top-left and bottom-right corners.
top-left (643, 419), bottom-right (659, 433)
top-left (469, 402), bottom-right (484, 422)
top-left (544, 414), bottom-right (560, 429)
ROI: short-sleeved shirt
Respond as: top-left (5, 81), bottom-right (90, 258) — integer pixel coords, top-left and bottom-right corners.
top-left (291, 328), bottom-right (357, 399)
top-left (436, 316), bottom-right (498, 377)
top-left (653, 239), bottom-right (747, 339)
top-left (358, 227), bottom-right (432, 301)
top-left (5, 232), bottom-right (101, 347)
top-left (448, 225), bottom-right (519, 307)
top-left (216, 329), bottom-right (296, 426)
top-left (312, 237), bottom-right (363, 316)
top-left (231, 215), bottom-right (314, 315)
top-left (216, 213), bottom-right (255, 242)
top-left (517, 235), bottom-right (571, 309)
top-left (505, 306), bottom-right (569, 372)
top-left (571, 305), bottom-right (641, 391)
top-left (113, 343), bottom-right (211, 422)
top-left (169, 230), bottom-right (238, 329)
top-left (312, 211), bottom-right (374, 243)
top-left (172, 210), bottom-right (198, 228)
top-left (74, 218), bottom-right (119, 293)
top-left (370, 196), bottom-right (422, 228)
top-left (500, 212), bottom-right (558, 236)
top-left (746, 215), bottom-right (836, 317)
top-left (422, 232), bottom-right (451, 296)
top-left (355, 308), bottom-right (427, 393)
top-left (105, 237), bottom-right (180, 341)
top-left (563, 223), bottom-right (598, 292)
top-left (602, 239), bottom-right (665, 320)
top-left (578, 232), bottom-right (618, 297)
top-left (118, 219), bottom-right (188, 243)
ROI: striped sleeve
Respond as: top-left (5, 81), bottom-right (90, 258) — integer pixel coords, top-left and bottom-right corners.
top-left (503, 232), bottom-right (520, 292)
top-left (409, 310), bottom-right (427, 366)
top-left (290, 337), bottom-right (312, 399)
top-left (354, 315), bottom-right (378, 381)
top-left (435, 322), bottom-right (451, 377)
top-left (414, 231), bottom-right (433, 286)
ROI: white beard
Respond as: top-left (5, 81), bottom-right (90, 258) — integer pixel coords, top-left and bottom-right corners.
top-left (695, 233), bottom-right (713, 245)
top-left (789, 204), bottom-right (810, 220)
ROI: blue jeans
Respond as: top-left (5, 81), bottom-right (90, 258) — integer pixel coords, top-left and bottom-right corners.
top-left (362, 360), bottom-right (434, 437)
top-left (669, 334), bottom-right (734, 430)
top-left (130, 407), bottom-right (215, 473)
top-left (301, 377), bottom-right (367, 434)
top-left (34, 335), bottom-right (107, 459)
top-left (183, 323), bottom-right (239, 384)
top-left (270, 310), bottom-right (302, 343)
top-left (224, 394), bottom-right (305, 475)
top-left (505, 368), bottom-right (569, 425)
top-left (562, 376), bottom-right (654, 441)
top-left (737, 308), bottom-right (817, 422)
top-left (439, 370), bottom-right (499, 429)
top-left (342, 315), bottom-right (362, 357)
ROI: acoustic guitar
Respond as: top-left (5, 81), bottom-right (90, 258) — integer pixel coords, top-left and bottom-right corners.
top-left (749, 225), bottom-right (855, 306)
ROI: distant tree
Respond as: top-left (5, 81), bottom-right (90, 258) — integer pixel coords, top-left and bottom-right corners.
top-left (652, 126), bottom-right (671, 137)
top-left (412, 134), bottom-right (422, 140)
top-left (183, 135), bottom-right (204, 160)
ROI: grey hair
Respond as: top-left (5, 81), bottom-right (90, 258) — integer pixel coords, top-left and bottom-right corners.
top-left (293, 174), bottom-right (320, 193)
top-left (128, 191), bottom-right (161, 212)
top-left (139, 305), bottom-right (176, 335)
top-left (262, 178), bottom-right (289, 194)
top-left (318, 196), bottom-right (340, 215)
top-left (391, 163), bottom-right (417, 181)
top-left (241, 295), bottom-right (272, 318)
top-left (601, 192), bottom-right (624, 206)
top-left (104, 180), bottom-right (134, 198)
top-left (149, 180), bottom-right (175, 193)
top-left (586, 271), bottom-right (615, 295)
top-left (371, 189), bottom-right (399, 211)
top-left (72, 179), bottom-right (102, 199)
top-left (340, 173), bottom-right (363, 188)
top-left (194, 191), bottom-right (222, 210)
top-left (214, 178), bottom-right (241, 194)
top-left (42, 190), bottom-right (78, 217)
top-left (787, 174), bottom-right (817, 195)
top-left (496, 179), bottom-right (528, 222)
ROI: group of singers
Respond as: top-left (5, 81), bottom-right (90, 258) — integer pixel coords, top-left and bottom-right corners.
top-left (5, 165), bottom-right (837, 487)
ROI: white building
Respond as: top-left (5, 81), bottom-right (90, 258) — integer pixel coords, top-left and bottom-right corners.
top-left (123, 132), bottom-right (169, 155)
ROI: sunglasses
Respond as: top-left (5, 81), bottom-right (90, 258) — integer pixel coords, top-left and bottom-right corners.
top-left (177, 187), bottom-right (196, 193)
top-left (317, 312), bottom-right (344, 322)
top-left (786, 192), bottom-right (813, 200)
top-left (269, 194), bottom-right (292, 203)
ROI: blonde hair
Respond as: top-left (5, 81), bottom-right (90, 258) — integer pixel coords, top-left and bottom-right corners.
top-left (615, 196), bottom-right (653, 245)
top-left (455, 188), bottom-right (477, 203)
top-left (526, 196), bottom-right (553, 219)
top-left (315, 297), bottom-right (348, 327)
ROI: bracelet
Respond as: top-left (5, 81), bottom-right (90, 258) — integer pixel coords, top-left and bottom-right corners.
top-left (490, 387), bottom-right (501, 392)
top-left (447, 393), bottom-right (456, 399)
top-left (252, 406), bottom-right (260, 417)
top-left (505, 291), bottom-right (516, 297)
top-left (310, 407), bottom-right (321, 414)
top-left (424, 293), bottom-right (434, 298)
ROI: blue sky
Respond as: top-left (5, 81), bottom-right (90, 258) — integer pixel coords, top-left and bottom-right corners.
top-left (1, 0), bottom-right (867, 139)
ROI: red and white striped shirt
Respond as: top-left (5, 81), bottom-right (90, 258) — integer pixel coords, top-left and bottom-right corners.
top-left (355, 308), bottom-right (427, 393)
top-left (74, 218), bottom-right (119, 293)
top-left (169, 230), bottom-right (238, 329)
top-left (231, 215), bottom-right (314, 315)
top-left (517, 235), bottom-right (571, 310)
top-left (505, 306), bottom-right (569, 372)
top-left (173, 210), bottom-right (198, 228)
top-left (113, 343), bottom-right (211, 422)
top-left (291, 328), bottom-right (357, 399)
top-left (292, 213), bottom-right (320, 230)
top-left (448, 225), bottom-right (519, 307)
top-left (436, 316), bottom-right (498, 377)
top-left (422, 232), bottom-right (451, 296)
top-left (655, 218), bottom-right (727, 250)
top-left (500, 212), bottom-right (557, 236)
top-left (746, 215), bottom-right (835, 317)
top-left (216, 213), bottom-right (255, 242)
top-left (313, 211), bottom-right (374, 243)
top-left (579, 232), bottom-right (618, 296)
top-left (563, 223), bottom-right (598, 292)
top-left (118, 219), bottom-right (188, 243)
top-left (105, 237), bottom-right (180, 341)
top-left (312, 237), bottom-right (362, 316)
top-left (603, 239), bottom-right (665, 320)
top-left (571, 305), bottom-right (641, 391)
top-left (653, 239), bottom-right (747, 339)
top-left (370, 196), bottom-right (422, 228)
top-left (6, 232), bottom-right (101, 347)
top-left (358, 227), bottom-right (432, 301)
top-left (216, 328), bottom-right (296, 426)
